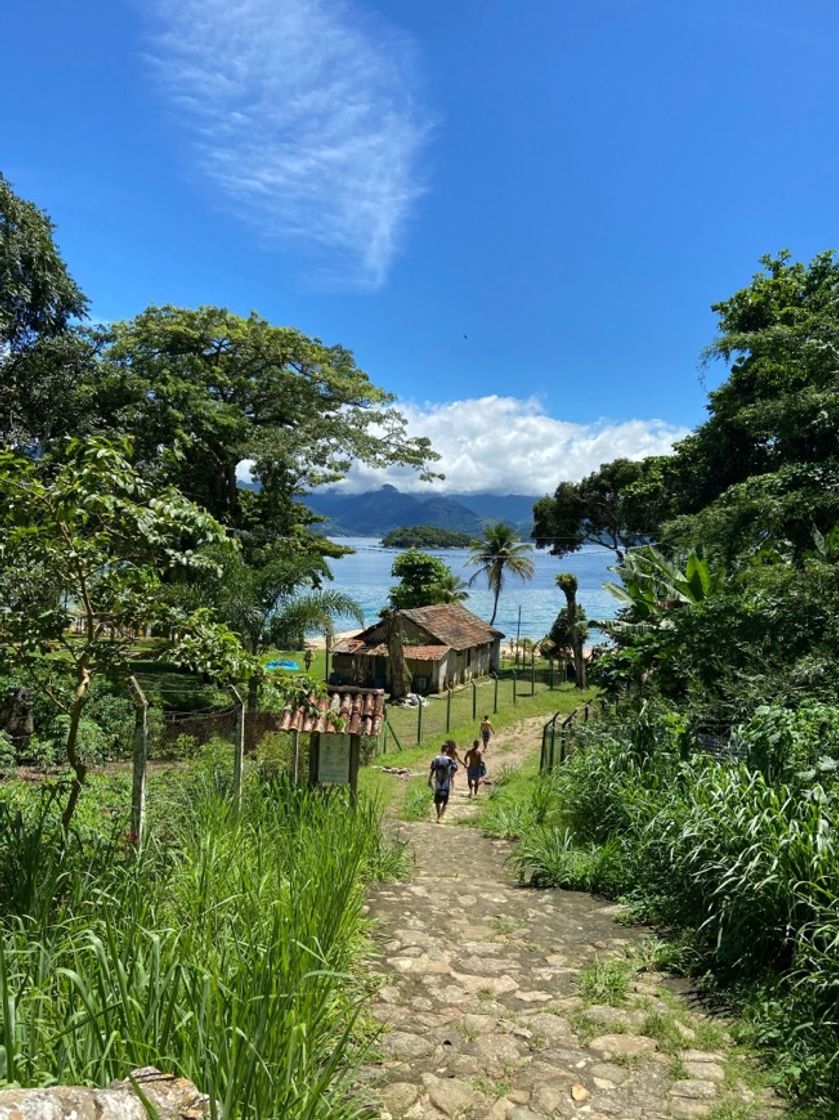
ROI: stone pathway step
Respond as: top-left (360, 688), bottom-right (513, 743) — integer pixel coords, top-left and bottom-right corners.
top-left (361, 812), bottom-right (786, 1120)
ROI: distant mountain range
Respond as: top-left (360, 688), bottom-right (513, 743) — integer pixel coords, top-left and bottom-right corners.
top-left (302, 485), bottom-right (539, 538)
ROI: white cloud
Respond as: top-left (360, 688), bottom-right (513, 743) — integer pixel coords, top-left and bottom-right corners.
top-left (236, 395), bottom-right (690, 493)
top-left (146, 0), bottom-right (430, 288)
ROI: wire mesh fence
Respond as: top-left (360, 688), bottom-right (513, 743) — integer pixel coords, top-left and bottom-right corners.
top-left (383, 669), bottom-right (576, 751)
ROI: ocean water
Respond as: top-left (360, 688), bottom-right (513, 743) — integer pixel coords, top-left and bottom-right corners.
top-left (323, 537), bottom-right (617, 641)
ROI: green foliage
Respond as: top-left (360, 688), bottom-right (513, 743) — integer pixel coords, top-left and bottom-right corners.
top-left (0, 173), bottom-right (87, 352)
top-left (505, 705), bottom-right (839, 1105)
top-left (0, 766), bottom-right (402, 1117)
top-left (96, 304), bottom-right (439, 546)
top-left (577, 955), bottom-right (634, 1005)
top-left (533, 456), bottom-right (668, 559)
top-left (0, 436), bottom-right (254, 825)
top-left (401, 777), bottom-right (432, 821)
top-left (466, 522), bottom-right (535, 625)
top-left (381, 525), bottom-right (476, 549)
top-left (388, 548), bottom-right (460, 609)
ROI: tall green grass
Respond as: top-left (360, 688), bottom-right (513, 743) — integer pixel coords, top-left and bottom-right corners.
top-left (0, 760), bottom-right (401, 1118)
top-left (489, 704), bottom-right (839, 1107)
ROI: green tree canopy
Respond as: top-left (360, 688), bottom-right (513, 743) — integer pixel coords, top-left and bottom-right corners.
top-left (0, 436), bottom-right (252, 827)
top-left (0, 174), bottom-right (87, 350)
top-left (533, 457), bottom-right (668, 561)
top-left (388, 549), bottom-right (460, 609)
top-left (93, 305), bottom-right (440, 545)
top-left (665, 250), bottom-right (839, 526)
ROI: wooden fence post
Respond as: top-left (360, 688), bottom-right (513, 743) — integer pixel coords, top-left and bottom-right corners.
top-left (292, 729), bottom-right (301, 783)
top-left (230, 685), bottom-right (246, 814)
top-left (446, 687), bottom-right (452, 732)
top-left (128, 676), bottom-right (148, 848)
top-left (417, 700), bottom-right (423, 745)
top-left (471, 680), bottom-right (477, 721)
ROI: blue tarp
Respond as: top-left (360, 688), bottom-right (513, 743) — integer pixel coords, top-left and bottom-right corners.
top-left (265, 659), bottom-right (300, 671)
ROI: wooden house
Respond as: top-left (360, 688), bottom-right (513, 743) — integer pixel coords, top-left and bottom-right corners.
top-left (331, 604), bottom-right (504, 695)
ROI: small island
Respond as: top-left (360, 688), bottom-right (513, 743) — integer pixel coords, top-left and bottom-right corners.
top-left (381, 524), bottom-right (478, 549)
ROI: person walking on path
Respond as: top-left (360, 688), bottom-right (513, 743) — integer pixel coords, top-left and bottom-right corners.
top-left (428, 742), bottom-right (458, 823)
top-left (464, 739), bottom-right (486, 797)
top-left (480, 714), bottom-right (493, 750)
top-left (443, 738), bottom-right (466, 788)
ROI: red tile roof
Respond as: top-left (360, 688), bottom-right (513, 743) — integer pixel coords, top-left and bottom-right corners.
top-left (333, 604), bottom-right (504, 661)
top-left (331, 637), bottom-right (450, 662)
top-left (278, 686), bottom-right (385, 737)
top-left (398, 603), bottom-right (504, 649)
top-left (402, 645), bottom-right (449, 662)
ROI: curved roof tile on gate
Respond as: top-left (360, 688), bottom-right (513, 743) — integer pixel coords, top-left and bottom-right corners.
top-left (278, 686), bottom-right (385, 737)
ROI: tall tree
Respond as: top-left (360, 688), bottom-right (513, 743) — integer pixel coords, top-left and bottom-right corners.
top-left (533, 457), bottom-right (668, 561)
top-left (0, 175), bottom-right (93, 452)
top-left (556, 573), bottom-right (587, 690)
top-left (0, 174), bottom-right (87, 350)
top-left (466, 523), bottom-right (535, 626)
top-left (666, 250), bottom-right (839, 520)
top-left (0, 437), bottom-right (253, 829)
top-left (96, 306), bottom-right (439, 550)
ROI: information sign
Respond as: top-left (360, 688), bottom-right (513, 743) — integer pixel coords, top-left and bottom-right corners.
top-left (317, 732), bottom-right (351, 785)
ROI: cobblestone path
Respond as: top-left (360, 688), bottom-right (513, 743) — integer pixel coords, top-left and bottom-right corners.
top-left (362, 732), bottom-right (786, 1120)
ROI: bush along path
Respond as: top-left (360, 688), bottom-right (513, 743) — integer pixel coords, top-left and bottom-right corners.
top-left (359, 729), bottom-right (786, 1120)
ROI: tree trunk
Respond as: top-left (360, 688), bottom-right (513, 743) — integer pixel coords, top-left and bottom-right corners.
top-left (61, 665), bottom-right (91, 832)
top-left (384, 610), bottom-right (412, 702)
top-left (560, 585), bottom-right (587, 690)
top-left (490, 587), bottom-right (500, 626)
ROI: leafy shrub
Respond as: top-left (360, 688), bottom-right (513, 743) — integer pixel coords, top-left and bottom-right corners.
top-left (733, 703), bottom-right (839, 785)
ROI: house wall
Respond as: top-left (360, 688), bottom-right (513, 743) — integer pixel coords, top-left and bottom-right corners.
top-left (332, 624), bottom-right (503, 695)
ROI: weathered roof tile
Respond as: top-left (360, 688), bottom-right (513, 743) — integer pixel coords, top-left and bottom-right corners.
top-left (278, 686), bottom-right (385, 737)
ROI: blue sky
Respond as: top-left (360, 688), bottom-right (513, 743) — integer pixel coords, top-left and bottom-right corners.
top-left (3, 0), bottom-right (839, 493)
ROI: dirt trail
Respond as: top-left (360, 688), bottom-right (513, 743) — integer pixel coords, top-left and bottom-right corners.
top-left (360, 718), bottom-right (785, 1120)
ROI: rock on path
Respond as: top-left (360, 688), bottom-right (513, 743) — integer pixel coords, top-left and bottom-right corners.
top-left (360, 726), bottom-right (785, 1120)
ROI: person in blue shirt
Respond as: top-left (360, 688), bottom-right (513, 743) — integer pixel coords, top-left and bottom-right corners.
top-left (428, 741), bottom-right (458, 823)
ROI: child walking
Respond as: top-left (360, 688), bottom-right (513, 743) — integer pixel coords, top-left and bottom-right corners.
top-left (480, 714), bottom-right (493, 749)
top-left (464, 739), bottom-right (486, 797)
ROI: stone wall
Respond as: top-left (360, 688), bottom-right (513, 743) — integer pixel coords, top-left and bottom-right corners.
top-left (0, 1068), bottom-right (212, 1120)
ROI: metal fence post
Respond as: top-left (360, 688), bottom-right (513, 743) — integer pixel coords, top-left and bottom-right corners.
top-left (531, 664), bottom-right (536, 696)
top-left (493, 674), bottom-right (499, 713)
top-left (549, 661), bottom-right (554, 690)
top-left (512, 672), bottom-right (518, 706)
top-left (417, 700), bottom-right (423, 745)
top-left (230, 685), bottom-right (246, 814)
top-left (471, 680), bottom-right (477, 722)
top-left (128, 676), bottom-right (148, 848)
top-left (446, 687), bottom-right (452, 732)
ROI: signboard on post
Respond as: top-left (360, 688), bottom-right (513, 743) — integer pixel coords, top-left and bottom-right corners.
top-left (317, 732), bottom-right (351, 786)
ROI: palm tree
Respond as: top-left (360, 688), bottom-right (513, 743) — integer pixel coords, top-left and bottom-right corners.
top-left (556, 572), bottom-right (587, 689)
top-left (433, 571), bottom-right (469, 604)
top-left (466, 522), bottom-right (535, 626)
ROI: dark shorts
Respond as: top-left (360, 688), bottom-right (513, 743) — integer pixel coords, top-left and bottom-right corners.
top-left (481, 731), bottom-right (490, 744)
top-left (467, 766), bottom-right (482, 782)
top-left (434, 788), bottom-right (450, 805)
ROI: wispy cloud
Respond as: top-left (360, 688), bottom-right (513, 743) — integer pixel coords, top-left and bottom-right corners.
top-left (236, 395), bottom-right (690, 493)
top-left (146, 0), bottom-right (430, 288)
